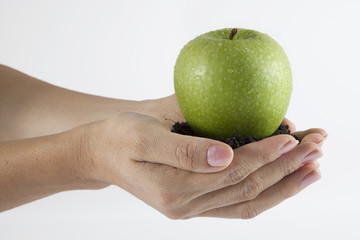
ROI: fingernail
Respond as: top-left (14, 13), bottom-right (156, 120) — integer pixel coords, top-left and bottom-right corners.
top-left (301, 169), bottom-right (321, 189)
top-left (279, 139), bottom-right (299, 155)
top-left (317, 136), bottom-right (325, 147)
top-left (308, 159), bottom-right (320, 168)
top-left (207, 145), bottom-right (233, 167)
top-left (322, 131), bottom-right (328, 139)
top-left (303, 149), bottom-right (323, 164)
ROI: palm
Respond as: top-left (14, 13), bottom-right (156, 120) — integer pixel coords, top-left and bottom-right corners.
top-left (148, 94), bottom-right (296, 134)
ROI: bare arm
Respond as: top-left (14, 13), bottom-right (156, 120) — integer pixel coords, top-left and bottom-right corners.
top-left (0, 64), bottom-right (140, 141)
top-left (0, 128), bottom-right (108, 212)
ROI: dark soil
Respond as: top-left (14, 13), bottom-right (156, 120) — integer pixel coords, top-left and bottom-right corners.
top-left (171, 122), bottom-right (299, 149)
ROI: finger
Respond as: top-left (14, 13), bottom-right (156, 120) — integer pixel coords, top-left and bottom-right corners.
top-left (293, 128), bottom-right (328, 142)
top-left (301, 133), bottom-right (326, 146)
top-left (132, 120), bottom-right (234, 173)
top-left (281, 117), bottom-right (296, 133)
top-left (188, 134), bottom-right (299, 194)
top-left (197, 162), bottom-right (321, 219)
top-left (185, 141), bottom-right (321, 216)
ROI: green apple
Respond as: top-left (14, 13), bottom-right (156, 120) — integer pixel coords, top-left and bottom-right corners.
top-left (174, 28), bottom-right (292, 138)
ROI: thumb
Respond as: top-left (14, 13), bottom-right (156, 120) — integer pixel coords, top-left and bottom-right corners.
top-left (138, 127), bottom-right (234, 173)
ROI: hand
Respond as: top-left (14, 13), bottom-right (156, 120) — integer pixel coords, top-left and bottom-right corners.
top-left (137, 94), bottom-right (186, 127)
top-left (0, 65), bottom-right (327, 215)
top-left (75, 110), bottom-right (326, 219)
top-left (138, 94), bottom-right (298, 133)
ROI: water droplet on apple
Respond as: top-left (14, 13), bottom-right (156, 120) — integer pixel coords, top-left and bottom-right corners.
top-left (227, 68), bottom-right (234, 74)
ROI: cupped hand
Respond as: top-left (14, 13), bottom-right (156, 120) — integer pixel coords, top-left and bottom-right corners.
top-left (138, 94), bottom-right (299, 133)
top-left (75, 108), bottom-right (326, 219)
top-left (137, 94), bottom-right (186, 127)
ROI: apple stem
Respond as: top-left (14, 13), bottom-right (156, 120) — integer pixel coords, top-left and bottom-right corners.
top-left (229, 28), bottom-right (237, 40)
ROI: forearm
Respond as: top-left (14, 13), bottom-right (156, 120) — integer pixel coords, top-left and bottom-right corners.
top-left (0, 127), bottom-right (105, 212)
top-left (0, 64), bottom-right (142, 141)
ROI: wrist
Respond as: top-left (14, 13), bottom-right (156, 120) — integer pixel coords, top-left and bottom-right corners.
top-left (57, 99), bottom-right (156, 189)
top-left (62, 98), bottom-right (160, 189)
top-left (0, 129), bottom-right (109, 211)
top-left (59, 126), bottom-right (110, 190)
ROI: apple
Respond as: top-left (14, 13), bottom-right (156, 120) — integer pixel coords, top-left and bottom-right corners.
top-left (174, 28), bottom-right (292, 138)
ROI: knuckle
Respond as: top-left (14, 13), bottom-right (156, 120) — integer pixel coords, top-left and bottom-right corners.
top-left (175, 141), bottom-right (197, 170)
top-left (238, 143), bottom-right (274, 168)
top-left (251, 140), bottom-right (278, 164)
top-left (163, 209), bottom-right (188, 220)
top-left (258, 151), bottom-right (273, 164)
top-left (164, 212), bottom-right (180, 220)
top-left (128, 124), bottom-right (152, 158)
top-left (156, 191), bottom-right (178, 210)
top-left (279, 185), bottom-right (297, 199)
top-left (224, 167), bottom-right (248, 185)
top-left (157, 194), bottom-right (189, 220)
top-left (283, 160), bottom-right (299, 175)
top-left (242, 176), bottom-right (263, 200)
top-left (156, 189), bottom-right (188, 212)
top-left (241, 203), bottom-right (259, 219)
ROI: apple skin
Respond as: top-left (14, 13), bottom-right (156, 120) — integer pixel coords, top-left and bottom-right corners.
top-left (174, 28), bottom-right (292, 138)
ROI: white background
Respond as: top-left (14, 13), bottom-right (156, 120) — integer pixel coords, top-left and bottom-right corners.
top-left (1, 0), bottom-right (359, 239)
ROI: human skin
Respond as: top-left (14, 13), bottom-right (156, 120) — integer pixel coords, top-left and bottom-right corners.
top-left (0, 65), bottom-right (326, 218)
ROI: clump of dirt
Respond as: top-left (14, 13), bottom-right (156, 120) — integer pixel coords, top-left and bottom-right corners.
top-left (171, 122), bottom-right (299, 149)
